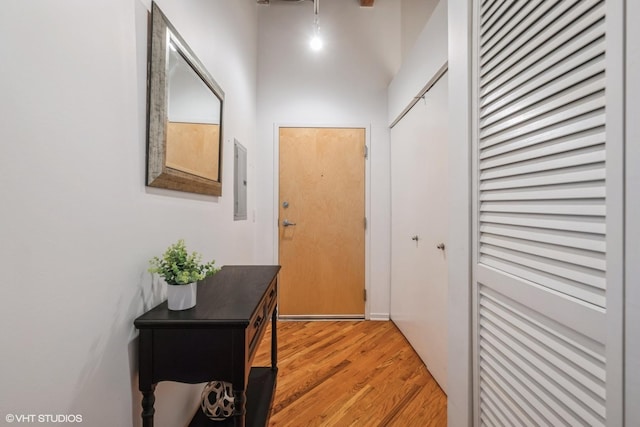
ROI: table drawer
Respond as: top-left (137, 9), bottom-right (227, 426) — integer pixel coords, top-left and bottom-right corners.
top-left (248, 279), bottom-right (277, 359)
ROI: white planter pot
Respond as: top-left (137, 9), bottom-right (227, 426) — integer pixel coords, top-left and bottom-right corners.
top-left (167, 282), bottom-right (197, 310)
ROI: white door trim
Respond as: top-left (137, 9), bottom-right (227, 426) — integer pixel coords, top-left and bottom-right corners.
top-left (605, 1), bottom-right (626, 423)
top-left (447, 0), bottom-right (474, 425)
top-left (272, 123), bottom-right (372, 319)
top-left (625, 0), bottom-right (640, 424)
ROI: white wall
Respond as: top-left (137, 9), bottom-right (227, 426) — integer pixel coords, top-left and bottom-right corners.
top-left (388, 0), bottom-right (448, 125)
top-left (254, 0), bottom-right (401, 319)
top-left (400, 0), bottom-right (440, 62)
top-left (0, 1), bottom-right (257, 426)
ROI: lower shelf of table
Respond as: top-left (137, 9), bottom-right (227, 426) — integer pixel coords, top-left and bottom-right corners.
top-left (189, 367), bottom-right (278, 427)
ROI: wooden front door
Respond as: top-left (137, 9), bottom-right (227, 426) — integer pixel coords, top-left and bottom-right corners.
top-left (278, 127), bottom-right (365, 317)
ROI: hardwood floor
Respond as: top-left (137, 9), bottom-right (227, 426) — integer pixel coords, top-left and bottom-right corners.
top-left (253, 320), bottom-right (447, 426)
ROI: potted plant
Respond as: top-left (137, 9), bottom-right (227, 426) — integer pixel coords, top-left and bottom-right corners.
top-left (148, 239), bottom-right (219, 310)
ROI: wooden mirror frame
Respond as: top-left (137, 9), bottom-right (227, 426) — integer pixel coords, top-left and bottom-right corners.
top-left (146, 2), bottom-right (224, 196)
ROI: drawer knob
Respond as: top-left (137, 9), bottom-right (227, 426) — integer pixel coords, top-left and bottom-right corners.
top-left (254, 315), bottom-right (264, 328)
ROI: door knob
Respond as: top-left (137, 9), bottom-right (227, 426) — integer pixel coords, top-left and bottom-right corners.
top-left (282, 219), bottom-right (297, 227)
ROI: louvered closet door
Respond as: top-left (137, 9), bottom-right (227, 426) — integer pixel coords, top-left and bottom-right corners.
top-left (472, 0), bottom-right (623, 426)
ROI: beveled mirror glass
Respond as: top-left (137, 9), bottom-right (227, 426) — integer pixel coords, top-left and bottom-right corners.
top-left (147, 2), bottom-right (224, 196)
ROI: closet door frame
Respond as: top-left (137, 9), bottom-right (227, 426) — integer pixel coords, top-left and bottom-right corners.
top-left (447, 0), bottom-right (474, 426)
top-left (625, 1), bottom-right (640, 425)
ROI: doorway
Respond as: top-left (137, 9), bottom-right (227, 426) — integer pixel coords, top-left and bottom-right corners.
top-left (277, 127), bottom-right (366, 317)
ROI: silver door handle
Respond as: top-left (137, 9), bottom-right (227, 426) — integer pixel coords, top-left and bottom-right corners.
top-left (282, 219), bottom-right (297, 227)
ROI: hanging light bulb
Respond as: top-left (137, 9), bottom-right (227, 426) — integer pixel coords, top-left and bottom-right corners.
top-left (310, 28), bottom-right (323, 50)
top-left (310, 0), bottom-right (323, 50)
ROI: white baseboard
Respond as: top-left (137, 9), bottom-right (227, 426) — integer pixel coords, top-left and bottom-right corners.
top-left (278, 314), bottom-right (364, 321)
top-left (369, 313), bottom-right (390, 321)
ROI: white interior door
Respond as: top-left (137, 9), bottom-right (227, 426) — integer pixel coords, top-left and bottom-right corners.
top-left (471, 0), bottom-right (623, 424)
top-left (390, 72), bottom-right (449, 392)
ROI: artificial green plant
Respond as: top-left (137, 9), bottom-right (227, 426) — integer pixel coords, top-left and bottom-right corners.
top-left (148, 239), bottom-right (218, 285)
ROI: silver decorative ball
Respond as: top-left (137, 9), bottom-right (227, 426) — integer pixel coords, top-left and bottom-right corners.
top-left (201, 380), bottom-right (235, 420)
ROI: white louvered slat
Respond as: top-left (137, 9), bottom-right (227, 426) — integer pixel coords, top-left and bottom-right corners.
top-left (480, 111), bottom-right (605, 159)
top-left (480, 306), bottom-right (606, 403)
top-left (481, 288), bottom-right (607, 375)
top-left (480, 370), bottom-right (541, 426)
top-left (480, 212), bottom-right (605, 234)
top-left (480, 362), bottom-right (559, 426)
top-left (481, 324), bottom-right (604, 425)
top-left (480, 0), bottom-right (578, 73)
top-left (481, 361), bottom-right (563, 425)
top-left (479, 95), bottom-right (605, 147)
top-left (480, 253), bottom-right (606, 308)
top-left (480, 0), bottom-right (542, 56)
top-left (480, 147), bottom-right (605, 180)
top-left (480, 200), bottom-right (606, 216)
top-left (478, 286), bottom-right (607, 424)
top-left (479, 0), bottom-right (498, 16)
top-left (480, 334), bottom-right (589, 426)
top-left (481, 67), bottom-right (605, 131)
top-left (480, 130), bottom-right (605, 169)
top-left (481, 312), bottom-right (606, 420)
top-left (477, 265), bottom-right (607, 344)
top-left (480, 0), bottom-right (510, 37)
top-left (479, 393), bottom-right (505, 427)
top-left (475, 0), bottom-right (613, 424)
top-left (481, 22), bottom-right (605, 106)
top-left (481, 0), bottom-right (604, 84)
top-left (480, 234), bottom-right (606, 271)
top-left (481, 37), bottom-right (605, 119)
top-left (480, 162), bottom-right (605, 188)
top-left (480, 0), bottom-right (507, 28)
top-left (480, 360), bottom-right (565, 426)
top-left (479, 385), bottom-right (523, 426)
top-left (480, 245), bottom-right (605, 290)
top-left (480, 182), bottom-right (605, 201)
top-left (480, 222), bottom-right (605, 256)
top-left (480, 394), bottom-right (504, 425)
top-left (480, 368), bottom-right (547, 426)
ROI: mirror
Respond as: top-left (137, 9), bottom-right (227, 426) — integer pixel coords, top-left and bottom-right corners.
top-left (147, 2), bottom-right (224, 196)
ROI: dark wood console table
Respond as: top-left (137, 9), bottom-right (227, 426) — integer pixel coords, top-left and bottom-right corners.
top-left (134, 265), bottom-right (280, 427)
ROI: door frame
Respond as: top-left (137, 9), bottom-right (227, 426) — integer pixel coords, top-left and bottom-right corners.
top-left (447, 1), bottom-right (473, 426)
top-left (272, 123), bottom-right (372, 320)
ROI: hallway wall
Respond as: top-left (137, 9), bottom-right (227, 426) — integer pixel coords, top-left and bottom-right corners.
top-left (400, 0), bottom-right (440, 62)
top-left (0, 1), bottom-right (258, 426)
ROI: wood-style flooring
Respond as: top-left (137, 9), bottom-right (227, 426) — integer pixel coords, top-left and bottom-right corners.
top-left (252, 320), bottom-right (447, 426)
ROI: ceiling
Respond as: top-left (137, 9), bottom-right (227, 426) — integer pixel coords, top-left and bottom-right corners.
top-left (257, 0), bottom-right (374, 6)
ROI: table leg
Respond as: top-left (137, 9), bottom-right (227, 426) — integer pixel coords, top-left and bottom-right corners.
top-left (141, 385), bottom-right (156, 427)
top-left (271, 305), bottom-right (278, 370)
top-left (233, 389), bottom-right (246, 427)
